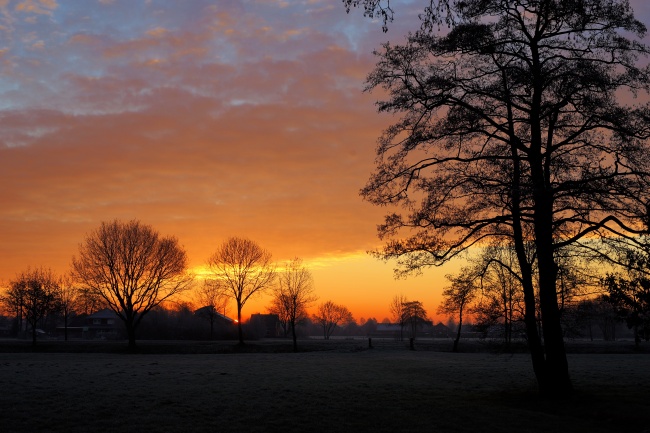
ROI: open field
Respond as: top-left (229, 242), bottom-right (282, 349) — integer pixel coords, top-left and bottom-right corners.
top-left (1, 340), bottom-right (649, 433)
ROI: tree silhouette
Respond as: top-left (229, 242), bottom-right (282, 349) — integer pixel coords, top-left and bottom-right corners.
top-left (193, 280), bottom-right (230, 340)
top-left (603, 238), bottom-right (650, 347)
top-left (438, 271), bottom-right (477, 352)
top-left (313, 301), bottom-right (354, 340)
top-left (270, 258), bottom-right (317, 352)
top-left (207, 237), bottom-right (276, 345)
top-left (389, 293), bottom-right (407, 340)
top-left (401, 300), bottom-right (428, 342)
top-left (4, 267), bottom-right (58, 345)
top-left (72, 219), bottom-right (192, 350)
top-left (56, 274), bottom-right (79, 342)
top-left (348, 0), bottom-right (650, 397)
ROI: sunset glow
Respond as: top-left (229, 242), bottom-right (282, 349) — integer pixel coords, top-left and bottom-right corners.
top-left (2, 1), bottom-right (648, 324)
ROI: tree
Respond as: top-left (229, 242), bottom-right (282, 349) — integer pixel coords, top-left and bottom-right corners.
top-left (313, 301), bottom-right (354, 340)
top-left (603, 241), bottom-right (650, 347)
top-left (389, 293), bottom-right (407, 340)
top-left (4, 267), bottom-right (58, 345)
top-left (347, 0), bottom-right (650, 397)
top-left (75, 286), bottom-right (105, 316)
top-left (72, 219), bottom-right (192, 350)
top-left (193, 280), bottom-right (230, 340)
top-left (55, 274), bottom-right (79, 342)
top-left (606, 236), bottom-right (650, 346)
top-left (207, 237), bottom-right (276, 345)
top-left (604, 275), bottom-right (650, 346)
top-left (473, 244), bottom-right (527, 346)
top-left (438, 270), bottom-right (477, 352)
top-left (270, 258), bottom-right (317, 352)
top-left (401, 300), bottom-right (428, 341)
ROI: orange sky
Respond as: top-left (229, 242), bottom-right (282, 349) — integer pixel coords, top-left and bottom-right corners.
top-left (1, 0), bottom-right (648, 323)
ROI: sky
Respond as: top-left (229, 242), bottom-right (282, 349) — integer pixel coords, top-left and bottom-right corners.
top-left (1, 0), bottom-right (649, 323)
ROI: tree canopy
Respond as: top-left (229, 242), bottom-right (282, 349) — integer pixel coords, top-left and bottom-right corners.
top-left (72, 219), bottom-right (192, 350)
top-left (207, 237), bottom-right (276, 344)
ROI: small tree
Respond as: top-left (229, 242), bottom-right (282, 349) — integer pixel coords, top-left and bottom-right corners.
top-left (604, 275), bottom-right (650, 347)
top-left (602, 237), bottom-right (650, 347)
top-left (6, 267), bottom-right (58, 345)
top-left (313, 301), bottom-right (354, 340)
top-left (193, 280), bottom-right (230, 340)
top-left (401, 300), bottom-right (428, 341)
top-left (270, 258), bottom-right (317, 352)
top-left (72, 219), bottom-right (192, 350)
top-left (473, 245), bottom-right (527, 346)
top-left (75, 286), bottom-right (105, 316)
top-left (207, 237), bottom-right (276, 345)
top-left (389, 293), bottom-right (407, 340)
top-left (438, 270), bottom-right (477, 352)
top-left (55, 274), bottom-right (79, 342)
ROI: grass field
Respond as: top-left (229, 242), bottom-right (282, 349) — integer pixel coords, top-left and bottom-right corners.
top-left (0, 339), bottom-right (648, 432)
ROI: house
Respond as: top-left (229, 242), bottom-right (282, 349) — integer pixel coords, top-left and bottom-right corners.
top-left (248, 313), bottom-right (281, 338)
top-left (432, 322), bottom-right (452, 338)
top-left (374, 323), bottom-right (403, 339)
top-left (194, 306), bottom-right (235, 325)
top-left (84, 308), bottom-right (121, 339)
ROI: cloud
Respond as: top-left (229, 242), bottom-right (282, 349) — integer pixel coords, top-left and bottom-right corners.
top-left (15, 0), bottom-right (57, 15)
top-left (0, 0), bottom-right (401, 284)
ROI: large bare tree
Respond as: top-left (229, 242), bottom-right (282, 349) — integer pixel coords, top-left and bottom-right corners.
top-left (72, 219), bottom-right (192, 350)
top-left (207, 237), bottom-right (276, 344)
top-left (346, 0), bottom-right (650, 396)
top-left (270, 257), bottom-right (317, 352)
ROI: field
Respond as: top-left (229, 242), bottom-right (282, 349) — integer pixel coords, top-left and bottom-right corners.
top-left (0, 339), bottom-right (648, 433)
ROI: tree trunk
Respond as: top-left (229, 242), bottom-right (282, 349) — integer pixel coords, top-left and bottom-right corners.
top-left (532, 158), bottom-right (573, 397)
top-left (291, 320), bottom-right (298, 352)
top-left (125, 318), bottom-right (137, 351)
top-left (528, 35), bottom-right (573, 398)
top-left (453, 316), bottom-right (462, 353)
top-left (237, 305), bottom-right (244, 345)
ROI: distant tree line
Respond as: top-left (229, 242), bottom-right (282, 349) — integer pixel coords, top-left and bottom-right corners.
top-left (0, 219), bottom-right (361, 350)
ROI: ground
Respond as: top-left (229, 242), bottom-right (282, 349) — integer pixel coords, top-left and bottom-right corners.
top-left (0, 339), bottom-right (648, 432)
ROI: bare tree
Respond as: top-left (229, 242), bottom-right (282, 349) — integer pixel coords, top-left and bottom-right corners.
top-left (75, 286), bottom-right (105, 316)
top-left (72, 219), bottom-right (192, 350)
top-left (438, 270), bottom-right (477, 352)
top-left (193, 280), bottom-right (230, 340)
top-left (346, 0), bottom-right (650, 397)
top-left (313, 301), bottom-right (354, 340)
top-left (207, 237), bottom-right (276, 345)
top-left (55, 274), bottom-right (80, 342)
top-left (401, 300), bottom-right (428, 342)
top-left (4, 267), bottom-right (58, 345)
top-left (473, 245), bottom-right (527, 346)
top-left (1, 280), bottom-right (25, 337)
top-left (268, 295), bottom-right (291, 338)
top-left (270, 258), bottom-right (317, 352)
top-left (603, 239), bottom-right (650, 347)
top-left (389, 293), bottom-right (407, 340)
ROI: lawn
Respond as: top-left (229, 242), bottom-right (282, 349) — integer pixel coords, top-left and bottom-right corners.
top-left (0, 340), bottom-right (648, 432)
